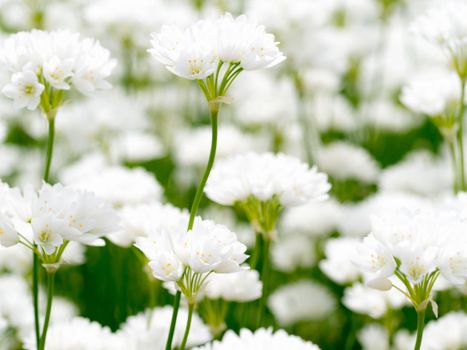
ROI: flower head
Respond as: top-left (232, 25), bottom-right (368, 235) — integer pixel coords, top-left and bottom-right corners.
top-left (0, 30), bottom-right (116, 111)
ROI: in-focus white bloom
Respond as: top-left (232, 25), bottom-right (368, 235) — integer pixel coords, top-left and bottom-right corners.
top-left (135, 217), bottom-right (248, 300)
top-left (0, 182), bottom-right (120, 259)
top-left (268, 280), bottom-right (336, 326)
top-left (355, 203), bottom-right (467, 287)
top-left (117, 306), bottom-right (211, 349)
top-left (0, 30), bottom-right (116, 109)
top-left (316, 141), bottom-right (380, 183)
top-left (1, 70), bottom-right (44, 110)
top-left (149, 13), bottom-right (285, 79)
top-left (205, 269), bottom-right (262, 302)
top-left (206, 152), bottom-right (330, 207)
top-left (193, 328), bottom-right (320, 350)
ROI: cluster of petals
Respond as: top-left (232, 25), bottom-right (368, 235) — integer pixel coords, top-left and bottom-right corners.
top-left (135, 217), bottom-right (248, 282)
top-left (0, 29), bottom-right (116, 110)
top-left (149, 13), bottom-right (286, 80)
top-left (0, 181), bottom-right (119, 255)
top-left (193, 328), bottom-right (320, 350)
top-left (354, 201), bottom-right (467, 286)
top-left (205, 152), bottom-right (330, 207)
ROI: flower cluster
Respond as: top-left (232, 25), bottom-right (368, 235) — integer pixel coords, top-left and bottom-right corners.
top-left (0, 181), bottom-right (119, 263)
top-left (354, 203), bottom-right (467, 311)
top-left (205, 152), bottom-right (330, 235)
top-left (0, 30), bottom-right (116, 112)
top-left (193, 328), bottom-right (320, 350)
top-left (149, 13), bottom-right (285, 80)
top-left (135, 217), bottom-right (248, 302)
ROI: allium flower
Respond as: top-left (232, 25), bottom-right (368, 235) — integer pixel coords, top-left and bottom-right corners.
top-left (271, 235), bottom-right (316, 272)
top-left (135, 217), bottom-right (248, 302)
top-left (204, 269), bottom-right (262, 302)
top-left (358, 324), bottom-right (390, 350)
top-left (193, 328), bottom-right (320, 350)
top-left (0, 30), bottom-right (116, 111)
top-left (61, 160), bottom-right (162, 208)
top-left (320, 237), bottom-right (362, 284)
top-left (116, 306), bottom-right (211, 349)
top-left (205, 152), bottom-right (330, 234)
top-left (412, 2), bottom-right (467, 79)
top-left (343, 283), bottom-right (408, 319)
top-left (149, 13), bottom-right (285, 80)
top-left (316, 141), bottom-right (380, 183)
top-left (268, 280), bottom-right (336, 326)
top-left (0, 182), bottom-right (120, 262)
top-left (23, 317), bottom-right (121, 350)
top-left (400, 70), bottom-right (462, 118)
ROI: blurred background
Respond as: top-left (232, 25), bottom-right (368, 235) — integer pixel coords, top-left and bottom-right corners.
top-left (0, 0), bottom-right (460, 349)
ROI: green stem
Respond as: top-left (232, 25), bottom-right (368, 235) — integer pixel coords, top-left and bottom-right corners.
top-left (33, 116), bottom-right (57, 349)
top-left (250, 233), bottom-right (263, 270)
top-left (187, 109), bottom-right (219, 230)
top-left (165, 103), bottom-right (220, 350)
top-left (257, 236), bottom-right (271, 327)
top-left (448, 139), bottom-right (460, 193)
top-left (457, 79), bottom-right (466, 191)
top-left (179, 303), bottom-right (195, 350)
top-left (43, 117), bottom-right (55, 183)
top-left (38, 270), bottom-right (56, 350)
top-left (165, 291), bottom-right (181, 350)
top-left (413, 309), bottom-right (426, 350)
top-left (32, 256), bottom-right (40, 349)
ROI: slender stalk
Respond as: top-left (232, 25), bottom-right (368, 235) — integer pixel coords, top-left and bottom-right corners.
top-left (187, 110), bottom-right (219, 229)
top-left (165, 291), bottom-right (181, 350)
top-left (250, 233), bottom-right (263, 270)
top-left (413, 309), bottom-right (426, 350)
top-left (457, 79), bottom-right (466, 191)
top-left (38, 270), bottom-right (56, 350)
top-left (165, 108), bottom-right (219, 350)
top-left (32, 255), bottom-right (40, 349)
top-left (179, 304), bottom-right (195, 350)
top-left (448, 140), bottom-right (460, 193)
top-left (32, 116), bottom-right (57, 349)
top-left (43, 118), bottom-right (55, 183)
top-left (257, 236), bottom-right (271, 327)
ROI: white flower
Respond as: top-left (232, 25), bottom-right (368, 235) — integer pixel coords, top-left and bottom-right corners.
top-left (193, 328), bottom-right (320, 350)
top-left (23, 317), bottom-right (121, 350)
top-left (343, 283), bottom-right (407, 318)
top-left (0, 30), bottom-right (116, 109)
top-left (1, 70), bottom-right (44, 110)
top-left (280, 198), bottom-right (342, 238)
top-left (355, 204), bottom-right (467, 287)
top-left (379, 151), bottom-right (452, 197)
top-left (205, 152), bottom-right (330, 207)
top-left (268, 281), bottom-right (336, 326)
top-left (135, 217), bottom-right (248, 284)
top-left (1, 182), bottom-right (120, 256)
top-left (316, 141), bottom-right (380, 183)
top-left (320, 237), bottom-right (362, 284)
top-left (271, 235), bottom-right (316, 272)
top-left (400, 69), bottom-right (462, 117)
top-left (117, 306), bottom-right (211, 349)
top-left (149, 13), bottom-right (285, 79)
top-left (112, 202), bottom-right (188, 247)
top-left (358, 324), bottom-right (389, 350)
top-left (205, 269), bottom-right (262, 302)
top-left (61, 161), bottom-right (162, 208)
top-left (0, 213), bottom-right (19, 247)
